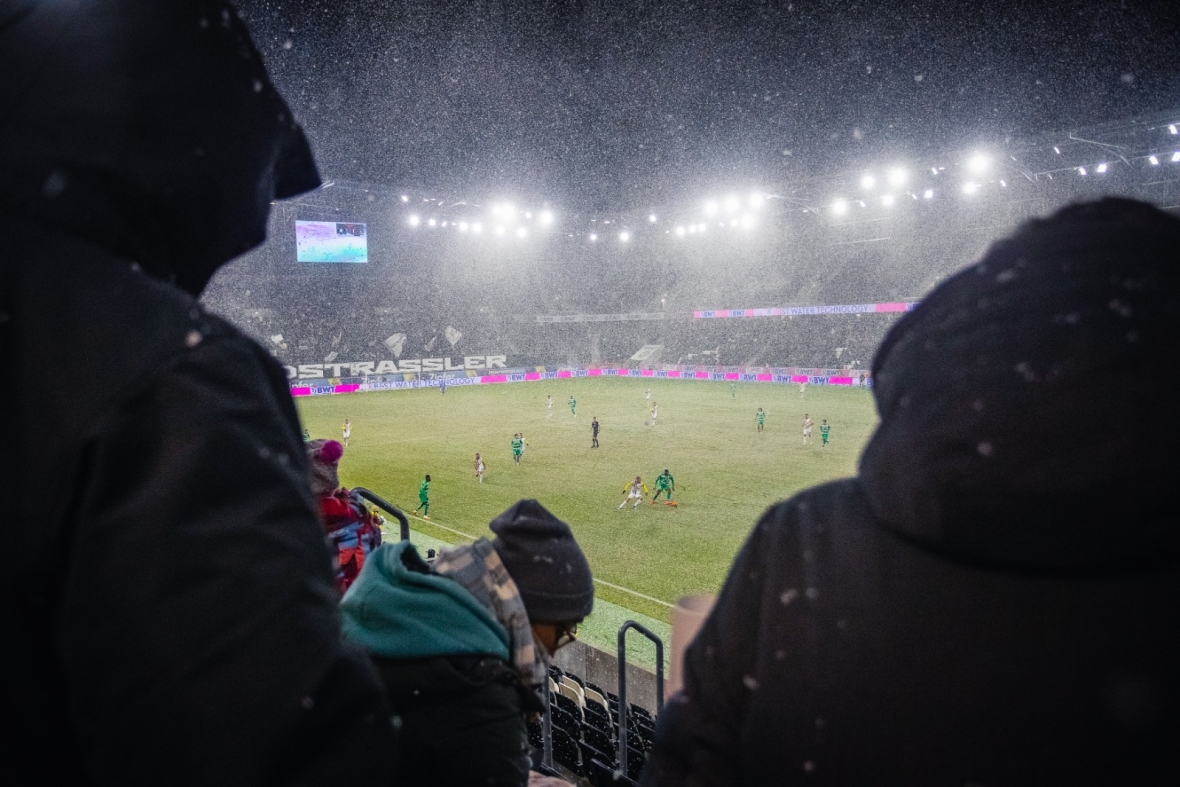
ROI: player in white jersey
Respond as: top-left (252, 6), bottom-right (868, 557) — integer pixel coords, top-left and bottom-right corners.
top-left (802, 413), bottom-right (813, 444)
top-left (546, 395), bottom-right (554, 418)
top-left (645, 387), bottom-right (652, 401)
top-left (799, 381), bottom-right (807, 398)
top-left (650, 401), bottom-right (658, 425)
top-left (341, 419), bottom-right (351, 446)
top-left (473, 452), bottom-right (486, 483)
top-left (619, 476), bottom-right (648, 510)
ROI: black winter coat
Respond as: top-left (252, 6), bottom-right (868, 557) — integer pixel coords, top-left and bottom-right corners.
top-left (0, 2), bottom-right (395, 784)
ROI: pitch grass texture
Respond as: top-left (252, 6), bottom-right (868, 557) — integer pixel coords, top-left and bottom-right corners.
top-left (299, 378), bottom-right (878, 624)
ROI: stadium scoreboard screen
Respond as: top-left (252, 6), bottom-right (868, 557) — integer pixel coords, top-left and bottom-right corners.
top-left (295, 220), bottom-right (368, 263)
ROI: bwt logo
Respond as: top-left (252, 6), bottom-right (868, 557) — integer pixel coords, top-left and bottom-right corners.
top-left (284, 355), bottom-right (509, 380)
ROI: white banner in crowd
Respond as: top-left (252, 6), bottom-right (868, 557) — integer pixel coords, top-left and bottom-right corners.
top-left (383, 333), bottom-right (406, 357)
top-left (445, 326), bottom-right (463, 346)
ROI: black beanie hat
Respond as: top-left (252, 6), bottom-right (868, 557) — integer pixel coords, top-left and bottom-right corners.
top-left (489, 500), bottom-right (594, 623)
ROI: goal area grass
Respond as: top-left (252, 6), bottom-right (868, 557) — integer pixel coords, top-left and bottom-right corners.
top-left (298, 377), bottom-right (879, 624)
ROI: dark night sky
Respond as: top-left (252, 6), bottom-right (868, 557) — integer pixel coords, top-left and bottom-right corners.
top-left (236, 0), bottom-right (1180, 211)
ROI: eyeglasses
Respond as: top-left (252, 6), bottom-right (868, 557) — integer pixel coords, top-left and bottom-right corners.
top-left (555, 622), bottom-right (578, 649)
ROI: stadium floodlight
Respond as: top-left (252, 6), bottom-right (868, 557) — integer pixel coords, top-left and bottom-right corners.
top-left (472, 222), bottom-right (483, 234)
top-left (966, 153), bottom-right (989, 175)
top-left (619, 231), bottom-right (630, 242)
top-left (649, 213), bottom-right (658, 223)
top-left (887, 167), bottom-right (908, 187)
top-left (923, 189), bottom-right (934, 199)
top-left (400, 194), bottom-right (409, 202)
top-left (516, 227), bottom-right (528, 238)
top-left (831, 198), bottom-right (849, 215)
top-left (687, 225), bottom-right (697, 234)
top-left (538, 209), bottom-right (554, 226)
top-left (1170, 124), bottom-right (1178, 134)
top-left (860, 174), bottom-right (875, 190)
top-left (1172, 151), bottom-right (1180, 162)
top-left (1077, 167), bottom-right (1087, 176)
top-left (589, 233), bottom-right (598, 241)
top-left (749, 191), bottom-right (765, 208)
top-left (675, 226), bottom-right (686, 237)
top-left (881, 194), bottom-right (895, 207)
top-left (724, 194), bottom-right (741, 213)
top-left (1149, 155), bottom-right (1159, 166)
top-left (458, 221), bottom-right (469, 232)
top-left (427, 218), bottom-right (437, 227)
top-left (704, 200), bottom-right (719, 216)
top-left (962, 182), bottom-right (979, 195)
top-left (408, 214), bottom-right (421, 227)
top-left (1096, 163), bottom-right (1108, 173)
top-left (740, 214), bottom-right (755, 229)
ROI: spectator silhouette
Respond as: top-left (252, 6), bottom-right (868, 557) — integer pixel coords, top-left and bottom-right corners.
top-left (641, 199), bottom-right (1180, 786)
top-left (0, 2), bottom-right (395, 784)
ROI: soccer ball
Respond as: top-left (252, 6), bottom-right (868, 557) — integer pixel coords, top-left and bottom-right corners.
top-left (665, 501), bottom-right (678, 507)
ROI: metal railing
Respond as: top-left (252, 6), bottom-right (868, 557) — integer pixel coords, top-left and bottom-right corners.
top-left (617, 621), bottom-right (664, 776)
top-left (351, 487), bottom-right (410, 541)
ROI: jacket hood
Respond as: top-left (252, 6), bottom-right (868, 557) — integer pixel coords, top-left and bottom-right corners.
top-left (0, 0), bottom-right (320, 295)
top-left (341, 542), bottom-right (511, 662)
top-left (859, 199), bottom-right (1180, 572)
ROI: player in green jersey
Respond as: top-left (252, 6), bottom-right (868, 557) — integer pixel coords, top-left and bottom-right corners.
top-left (568, 395), bottom-right (577, 416)
top-left (511, 433), bottom-right (524, 463)
top-left (755, 407), bottom-right (765, 431)
top-left (651, 469), bottom-right (675, 503)
top-left (820, 419), bottom-right (831, 447)
top-left (413, 474), bottom-right (431, 519)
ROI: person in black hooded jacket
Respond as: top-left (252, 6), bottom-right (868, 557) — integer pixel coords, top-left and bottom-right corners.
top-left (0, 2), bottom-right (395, 785)
top-left (639, 199), bottom-right (1180, 786)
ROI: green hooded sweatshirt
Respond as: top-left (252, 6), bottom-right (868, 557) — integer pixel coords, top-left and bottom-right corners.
top-left (340, 541), bottom-right (510, 661)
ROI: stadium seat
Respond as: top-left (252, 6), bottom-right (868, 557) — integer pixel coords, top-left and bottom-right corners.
top-left (582, 720), bottom-right (614, 757)
top-left (551, 727), bottom-right (584, 776)
top-left (584, 685), bottom-right (609, 711)
top-left (554, 691), bottom-right (584, 723)
top-left (558, 680), bottom-right (585, 711)
top-left (560, 675), bottom-right (586, 707)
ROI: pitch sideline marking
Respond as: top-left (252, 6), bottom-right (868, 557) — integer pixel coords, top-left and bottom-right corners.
top-left (402, 512), bottom-right (675, 609)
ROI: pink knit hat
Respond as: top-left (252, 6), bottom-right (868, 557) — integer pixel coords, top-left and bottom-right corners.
top-left (306, 439), bottom-right (344, 496)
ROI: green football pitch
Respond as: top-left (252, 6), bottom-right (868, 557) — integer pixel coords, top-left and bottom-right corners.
top-left (297, 378), bottom-right (878, 624)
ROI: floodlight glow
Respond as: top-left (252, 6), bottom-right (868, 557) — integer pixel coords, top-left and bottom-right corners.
top-left (831, 198), bottom-right (849, 215)
top-left (408, 214), bottom-right (420, 227)
top-left (1096, 163), bottom-right (1108, 173)
top-left (427, 218), bottom-right (437, 227)
top-left (860, 174), bottom-right (875, 190)
top-left (881, 194), bottom-right (895, 207)
top-left (740, 214), bottom-right (755, 228)
top-left (887, 168), bottom-right (908, 187)
top-left (619, 231), bottom-right (630, 242)
top-left (931, 167), bottom-right (938, 175)
top-left (472, 222), bottom-right (483, 234)
top-left (400, 194), bottom-right (409, 203)
top-left (441, 221), bottom-right (448, 228)
top-left (494, 225), bottom-right (506, 236)
top-left (967, 154), bottom-right (989, 175)
top-left (698, 223), bottom-right (707, 233)
top-left (749, 191), bottom-right (765, 208)
top-left (459, 221), bottom-right (469, 232)
top-left (1000, 179), bottom-right (1007, 187)
top-left (704, 200), bottom-right (719, 216)
top-left (923, 189), bottom-right (934, 199)
top-left (516, 227), bottom-right (528, 238)
top-left (524, 211), bottom-right (532, 219)
top-left (1172, 152), bottom-right (1180, 162)
top-left (1077, 167), bottom-right (1087, 176)
top-left (538, 210), bottom-right (554, 226)
top-left (649, 213), bottom-right (658, 223)
top-left (675, 226), bottom-right (686, 237)
top-left (589, 233), bottom-right (598, 241)
top-left (1170, 124), bottom-right (1178, 134)
top-left (962, 182), bottom-right (979, 195)
top-left (723, 195), bottom-right (741, 213)
top-left (1149, 155), bottom-right (1159, 165)
top-left (687, 225), bottom-right (697, 234)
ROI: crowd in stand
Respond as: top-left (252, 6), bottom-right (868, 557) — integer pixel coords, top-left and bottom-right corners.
top-left (3, 4), bottom-right (1177, 787)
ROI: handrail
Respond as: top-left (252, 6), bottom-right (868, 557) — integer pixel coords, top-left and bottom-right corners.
top-left (617, 621), bottom-right (665, 777)
top-left (350, 487), bottom-right (410, 541)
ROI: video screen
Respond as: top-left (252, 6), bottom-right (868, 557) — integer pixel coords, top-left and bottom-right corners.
top-left (295, 221), bottom-right (368, 263)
